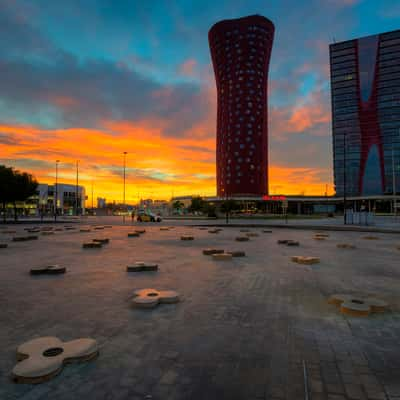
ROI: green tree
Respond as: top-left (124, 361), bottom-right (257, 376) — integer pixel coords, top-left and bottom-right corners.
top-left (188, 196), bottom-right (205, 213)
top-left (13, 171), bottom-right (38, 220)
top-left (0, 167), bottom-right (38, 221)
top-left (0, 165), bottom-right (14, 222)
top-left (172, 200), bottom-right (184, 213)
top-left (220, 199), bottom-right (238, 223)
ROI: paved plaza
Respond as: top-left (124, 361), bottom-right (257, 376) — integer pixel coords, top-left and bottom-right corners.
top-left (1, 220), bottom-right (400, 400)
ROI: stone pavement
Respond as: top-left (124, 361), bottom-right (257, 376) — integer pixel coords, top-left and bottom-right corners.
top-left (0, 223), bottom-right (400, 399)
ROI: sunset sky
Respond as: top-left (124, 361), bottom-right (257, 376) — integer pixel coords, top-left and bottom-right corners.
top-left (1, 0), bottom-right (399, 202)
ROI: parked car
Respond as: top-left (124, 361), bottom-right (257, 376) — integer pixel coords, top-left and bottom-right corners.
top-left (137, 210), bottom-right (162, 222)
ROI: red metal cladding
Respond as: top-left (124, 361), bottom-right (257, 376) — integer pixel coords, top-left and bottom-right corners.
top-left (208, 15), bottom-right (274, 197)
top-left (356, 37), bottom-right (385, 194)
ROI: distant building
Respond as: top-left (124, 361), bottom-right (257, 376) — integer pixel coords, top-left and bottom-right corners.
top-left (97, 197), bottom-right (107, 208)
top-left (330, 29), bottom-right (400, 196)
top-left (209, 14), bottom-right (275, 197)
top-left (33, 183), bottom-right (86, 215)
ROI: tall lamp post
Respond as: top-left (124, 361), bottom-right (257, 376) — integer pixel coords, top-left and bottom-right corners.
top-left (123, 152), bottom-right (127, 223)
top-left (392, 128), bottom-right (400, 218)
top-left (343, 133), bottom-right (347, 225)
top-left (75, 160), bottom-right (80, 216)
top-left (54, 160), bottom-right (60, 221)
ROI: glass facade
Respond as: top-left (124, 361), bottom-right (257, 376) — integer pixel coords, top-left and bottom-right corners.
top-left (330, 29), bottom-right (400, 196)
top-left (209, 15), bottom-right (274, 197)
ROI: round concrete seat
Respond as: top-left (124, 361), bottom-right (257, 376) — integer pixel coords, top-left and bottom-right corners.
top-left (291, 256), bottom-right (320, 265)
top-left (203, 248), bottom-right (224, 255)
top-left (82, 242), bottom-right (102, 249)
top-left (340, 299), bottom-right (370, 317)
top-left (212, 253), bottom-right (233, 261)
top-left (12, 336), bottom-right (98, 384)
top-left (227, 251), bottom-right (246, 257)
top-left (127, 262), bottom-right (158, 272)
top-left (336, 243), bottom-right (356, 249)
top-left (235, 236), bottom-right (249, 242)
top-left (128, 232), bottom-right (140, 237)
top-left (181, 235), bottom-right (194, 241)
top-left (30, 265), bottom-right (66, 275)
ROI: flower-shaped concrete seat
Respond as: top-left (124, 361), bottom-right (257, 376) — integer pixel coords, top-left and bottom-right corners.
top-left (127, 262), bottom-right (158, 272)
top-left (127, 232), bottom-right (140, 237)
top-left (291, 256), bottom-right (320, 265)
top-left (181, 235), bottom-right (194, 241)
top-left (278, 239), bottom-right (299, 246)
top-left (227, 251), bottom-right (246, 257)
top-left (313, 235), bottom-right (326, 241)
top-left (30, 265), bottom-right (66, 275)
top-left (92, 238), bottom-right (109, 244)
top-left (82, 242), bottom-right (102, 249)
top-left (336, 243), bottom-right (356, 249)
top-left (203, 248), bottom-right (224, 255)
top-left (328, 294), bottom-right (389, 316)
top-left (235, 236), bottom-right (249, 242)
top-left (12, 336), bottom-right (98, 384)
top-left (212, 253), bottom-right (233, 261)
top-left (132, 289), bottom-right (180, 309)
top-left (13, 236), bottom-right (38, 242)
top-left (246, 232), bottom-right (259, 237)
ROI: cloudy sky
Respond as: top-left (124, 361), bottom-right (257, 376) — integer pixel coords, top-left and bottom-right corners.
top-left (0, 0), bottom-right (399, 201)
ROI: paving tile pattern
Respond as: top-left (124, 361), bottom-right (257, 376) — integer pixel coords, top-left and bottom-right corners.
top-left (0, 223), bottom-right (400, 399)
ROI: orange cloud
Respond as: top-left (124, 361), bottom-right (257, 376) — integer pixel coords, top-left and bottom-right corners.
top-left (0, 117), bottom-right (334, 203)
top-left (179, 59), bottom-right (197, 76)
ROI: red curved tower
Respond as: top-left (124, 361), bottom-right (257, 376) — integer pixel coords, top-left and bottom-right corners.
top-left (209, 15), bottom-right (275, 197)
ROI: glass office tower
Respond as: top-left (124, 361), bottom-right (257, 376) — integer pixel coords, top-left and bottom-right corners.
top-left (330, 29), bottom-right (400, 196)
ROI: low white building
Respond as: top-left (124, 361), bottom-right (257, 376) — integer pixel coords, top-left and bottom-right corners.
top-left (33, 183), bottom-right (86, 216)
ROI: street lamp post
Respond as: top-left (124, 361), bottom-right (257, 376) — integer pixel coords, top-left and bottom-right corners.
top-left (392, 128), bottom-right (400, 218)
top-left (54, 160), bottom-right (59, 221)
top-left (75, 160), bottom-right (79, 216)
top-left (343, 133), bottom-right (347, 225)
top-left (123, 152), bottom-right (127, 223)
